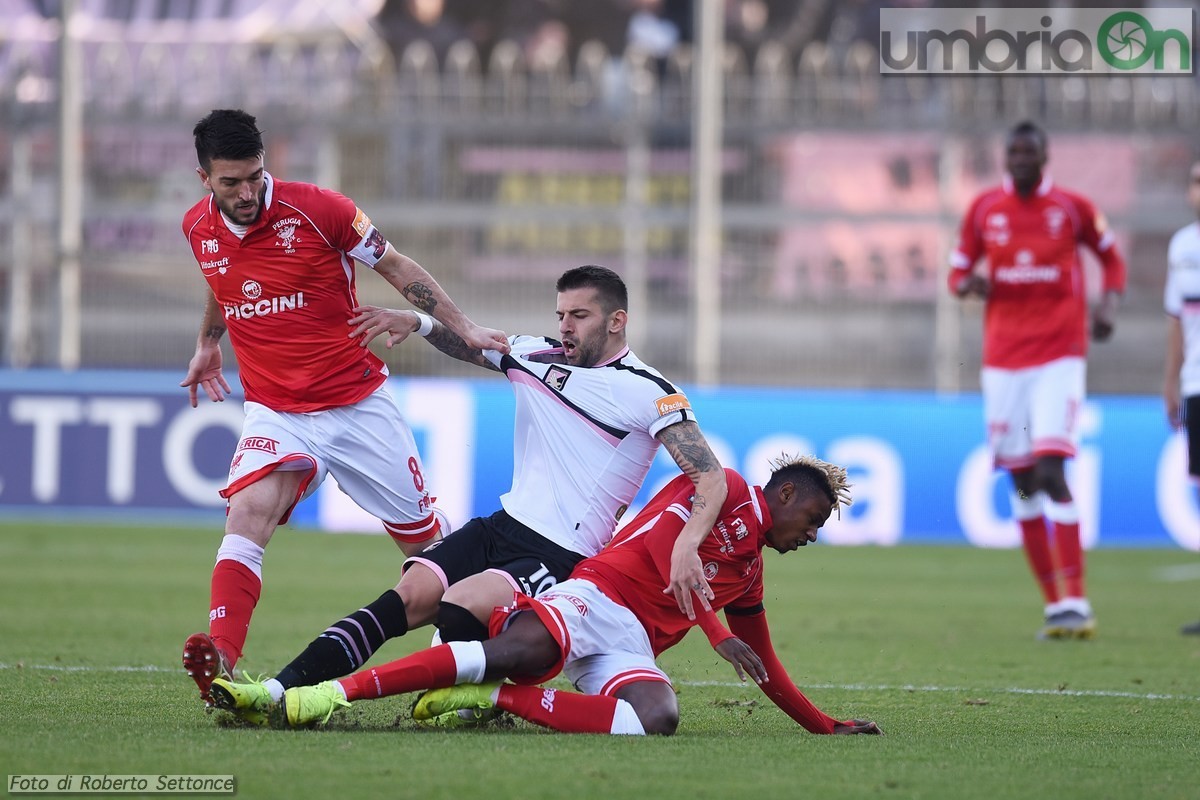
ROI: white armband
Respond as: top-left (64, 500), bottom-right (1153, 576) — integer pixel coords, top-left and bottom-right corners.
top-left (413, 312), bottom-right (434, 338)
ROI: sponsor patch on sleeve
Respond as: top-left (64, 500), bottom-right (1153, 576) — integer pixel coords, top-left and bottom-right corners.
top-left (655, 393), bottom-right (691, 417)
top-left (352, 208), bottom-right (373, 237)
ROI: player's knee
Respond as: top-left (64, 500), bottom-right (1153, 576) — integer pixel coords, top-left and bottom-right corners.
top-left (636, 700), bottom-right (679, 736)
top-left (436, 601), bottom-right (490, 642)
top-left (395, 569), bottom-right (442, 628)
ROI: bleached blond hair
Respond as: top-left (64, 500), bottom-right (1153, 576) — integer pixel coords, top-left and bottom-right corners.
top-left (766, 453), bottom-right (853, 519)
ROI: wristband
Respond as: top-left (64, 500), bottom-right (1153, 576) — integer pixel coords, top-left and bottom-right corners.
top-left (413, 312), bottom-right (434, 338)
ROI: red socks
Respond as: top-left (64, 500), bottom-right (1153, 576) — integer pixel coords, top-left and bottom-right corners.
top-left (208, 559), bottom-right (262, 666)
top-left (1052, 521), bottom-right (1085, 599)
top-left (339, 644), bottom-right (459, 701)
top-left (496, 684), bottom-right (618, 733)
top-left (1018, 517), bottom-right (1060, 605)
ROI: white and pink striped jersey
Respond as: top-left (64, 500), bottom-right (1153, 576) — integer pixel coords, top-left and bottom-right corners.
top-left (483, 335), bottom-right (695, 557)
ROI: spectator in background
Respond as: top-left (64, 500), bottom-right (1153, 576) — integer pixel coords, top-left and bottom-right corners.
top-left (1163, 158), bottom-right (1200, 635)
top-left (378, 0), bottom-right (469, 65)
top-left (949, 121), bottom-right (1126, 641)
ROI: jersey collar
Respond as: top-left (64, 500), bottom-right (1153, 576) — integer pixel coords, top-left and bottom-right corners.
top-left (751, 485), bottom-right (773, 545)
top-left (595, 345), bottom-right (631, 367)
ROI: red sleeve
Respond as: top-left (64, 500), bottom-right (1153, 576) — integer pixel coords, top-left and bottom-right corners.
top-left (948, 194), bottom-right (985, 294)
top-left (696, 608), bottom-right (735, 649)
top-left (726, 610), bottom-right (842, 735)
top-left (1074, 195), bottom-right (1127, 294)
top-left (639, 493), bottom-right (692, 586)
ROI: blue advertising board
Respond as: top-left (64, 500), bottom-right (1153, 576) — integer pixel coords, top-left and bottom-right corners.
top-left (0, 369), bottom-right (1193, 549)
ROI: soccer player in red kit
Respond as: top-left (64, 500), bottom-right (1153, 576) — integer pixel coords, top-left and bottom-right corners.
top-left (178, 109), bottom-right (508, 705)
top-left (266, 456), bottom-right (882, 737)
top-left (949, 121), bottom-right (1126, 640)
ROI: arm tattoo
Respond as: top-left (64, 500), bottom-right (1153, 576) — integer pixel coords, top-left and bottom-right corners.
top-left (203, 324), bottom-right (225, 342)
top-left (426, 322), bottom-right (496, 370)
top-left (658, 421), bottom-right (720, 476)
top-left (404, 282), bottom-right (437, 314)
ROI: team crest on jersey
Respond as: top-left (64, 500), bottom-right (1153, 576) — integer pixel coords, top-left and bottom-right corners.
top-left (545, 365), bottom-right (571, 391)
top-left (1043, 207), bottom-right (1066, 238)
top-left (984, 212), bottom-right (1011, 246)
top-left (273, 217), bottom-right (302, 253)
top-left (241, 280), bottom-right (262, 300)
top-left (229, 452), bottom-right (244, 475)
top-left (703, 562), bottom-right (719, 580)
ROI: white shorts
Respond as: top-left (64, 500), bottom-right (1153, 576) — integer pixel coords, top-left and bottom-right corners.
top-left (981, 356), bottom-right (1085, 471)
top-left (497, 578), bottom-right (670, 697)
top-left (222, 385), bottom-right (440, 542)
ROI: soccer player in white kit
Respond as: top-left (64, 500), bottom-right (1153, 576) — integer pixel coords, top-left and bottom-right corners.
top-left (1163, 159), bottom-right (1200, 635)
top-left (178, 109), bottom-right (508, 706)
top-left (950, 121), bottom-right (1126, 640)
top-left (209, 266), bottom-right (728, 723)
top-left (269, 456), bottom-right (882, 737)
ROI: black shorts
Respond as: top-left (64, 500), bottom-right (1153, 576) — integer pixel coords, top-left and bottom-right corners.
top-left (405, 509), bottom-right (584, 596)
top-left (1186, 396), bottom-right (1200, 478)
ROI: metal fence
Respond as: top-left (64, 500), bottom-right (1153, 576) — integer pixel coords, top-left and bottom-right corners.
top-left (1, 29), bottom-right (1194, 393)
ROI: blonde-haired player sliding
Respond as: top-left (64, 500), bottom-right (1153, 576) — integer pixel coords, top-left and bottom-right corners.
top-left (216, 455), bottom-right (882, 737)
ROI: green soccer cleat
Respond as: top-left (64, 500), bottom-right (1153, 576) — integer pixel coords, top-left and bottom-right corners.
top-left (413, 704), bottom-right (502, 729)
top-left (412, 683), bottom-right (499, 722)
top-left (210, 677), bottom-right (274, 727)
top-left (272, 682), bottom-right (350, 728)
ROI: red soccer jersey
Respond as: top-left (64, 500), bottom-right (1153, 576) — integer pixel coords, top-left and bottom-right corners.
top-left (577, 469), bottom-right (770, 655)
top-left (182, 174), bottom-right (390, 412)
top-left (949, 176), bottom-right (1126, 369)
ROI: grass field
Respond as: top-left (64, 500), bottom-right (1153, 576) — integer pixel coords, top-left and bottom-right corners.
top-left (2, 520), bottom-right (1199, 800)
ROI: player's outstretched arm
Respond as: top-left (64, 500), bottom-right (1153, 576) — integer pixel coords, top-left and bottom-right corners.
top-left (373, 249), bottom-right (509, 354)
top-left (656, 421), bottom-right (728, 620)
top-left (180, 289), bottom-right (232, 408)
top-left (348, 305), bottom-right (497, 371)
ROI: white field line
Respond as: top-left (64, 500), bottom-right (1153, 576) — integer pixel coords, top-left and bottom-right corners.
top-left (1154, 562), bottom-right (1200, 582)
top-left (2, 663), bottom-right (1196, 702)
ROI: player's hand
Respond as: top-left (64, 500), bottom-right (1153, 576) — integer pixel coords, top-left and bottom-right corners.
top-left (715, 637), bottom-right (767, 685)
top-left (1091, 291), bottom-right (1119, 342)
top-left (833, 719), bottom-right (883, 735)
top-left (180, 345), bottom-right (232, 408)
top-left (663, 538), bottom-right (713, 620)
top-left (348, 305), bottom-right (419, 349)
top-left (1166, 384), bottom-right (1184, 430)
top-left (460, 323), bottom-right (511, 355)
top-left (955, 274), bottom-right (989, 299)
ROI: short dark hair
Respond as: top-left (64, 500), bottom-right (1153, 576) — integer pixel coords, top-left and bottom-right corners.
top-left (1007, 119), bottom-right (1047, 151)
top-left (763, 454), bottom-right (852, 518)
top-left (193, 109), bottom-right (264, 172)
top-left (556, 265), bottom-right (628, 315)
